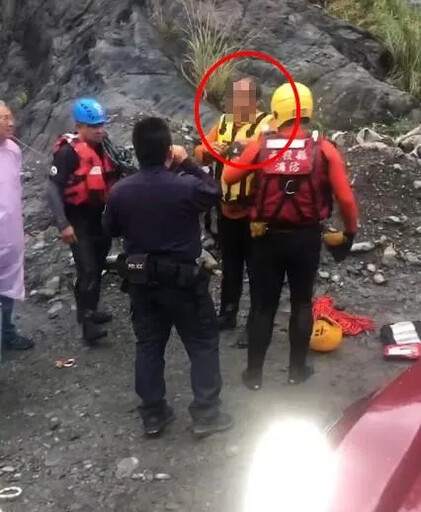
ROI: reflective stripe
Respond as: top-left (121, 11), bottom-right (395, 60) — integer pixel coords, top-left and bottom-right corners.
top-left (266, 139), bottom-right (306, 149)
top-left (391, 322), bottom-right (421, 344)
top-left (89, 166), bottom-right (103, 175)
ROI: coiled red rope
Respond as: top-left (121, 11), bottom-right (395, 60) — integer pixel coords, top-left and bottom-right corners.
top-left (313, 296), bottom-right (375, 336)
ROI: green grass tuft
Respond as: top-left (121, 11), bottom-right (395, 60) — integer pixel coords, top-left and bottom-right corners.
top-left (328, 0), bottom-right (421, 98)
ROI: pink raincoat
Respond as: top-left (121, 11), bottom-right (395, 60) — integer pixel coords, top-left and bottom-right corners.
top-left (0, 138), bottom-right (25, 300)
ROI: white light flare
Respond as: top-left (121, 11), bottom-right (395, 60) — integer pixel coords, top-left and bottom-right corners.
top-left (244, 419), bottom-right (338, 512)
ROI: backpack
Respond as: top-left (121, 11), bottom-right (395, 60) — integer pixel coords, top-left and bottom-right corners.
top-left (251, 131), bottom-right (332, 225)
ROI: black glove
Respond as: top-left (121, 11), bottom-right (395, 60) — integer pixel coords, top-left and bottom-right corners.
top-left (329, 233), bottom-right (354, 263)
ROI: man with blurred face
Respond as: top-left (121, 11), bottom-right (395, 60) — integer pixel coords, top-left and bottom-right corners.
top-left (195, 78), bottom-right (272, 340)
top-left (0, 101), bottom-right (34, 354)
top-left (46, 98), bottom-right (121, 345)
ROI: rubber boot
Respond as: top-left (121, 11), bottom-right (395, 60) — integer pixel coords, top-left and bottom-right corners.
top-left (217, 304), bottom-right (237, 331)
top-left (242, 368), bottom-right (262, 391)
top-left (288, 365), bottom-right (314, 385)
top-left (91, 310), bottom-right (113, 324)
top-left (81, 311), bottom-right (107, 345)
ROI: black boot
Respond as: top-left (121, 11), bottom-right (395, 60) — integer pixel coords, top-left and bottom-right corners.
top-left (192, 412), bottom-right (233, 439)
top-left (217, 315), bottom-right (237, 331)
top-left (288, 365), bottom-right (314, 385)
top-left (91, 310), bottom-right (113, 324)
top-left (236, 328), bottom-right (248, 348)
top-left (242, 368), bottom-right (262, 391)
top-left (142, 406), bottom-right (175, 438)
top-left (217, 304), bottom-right (237, 331)
top-left (81, 311), bottom-right (108, 346)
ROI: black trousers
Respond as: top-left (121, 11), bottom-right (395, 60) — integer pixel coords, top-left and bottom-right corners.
top-left (71, 233), bottom-right (111, 316)
top-left (247, 226), bottom-right (321, 371)
top-left (130, 279), bottom-right (222, 421)
top-left (218, 214), bottom-right (251, 316)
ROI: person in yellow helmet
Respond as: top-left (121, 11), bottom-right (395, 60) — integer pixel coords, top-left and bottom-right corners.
top-left (223, 82), bottom-right (358, 388)
top-left (195, 77), bottom-right (272, 336)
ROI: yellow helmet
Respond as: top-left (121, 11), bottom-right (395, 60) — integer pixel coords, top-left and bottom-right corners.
top-left (310, 317), bottom-right (343, 353)
top-left (270, 82), bottom-right (314, 127)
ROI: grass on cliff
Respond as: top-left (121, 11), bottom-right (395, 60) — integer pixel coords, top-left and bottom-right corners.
top-left (328, 0), bottom-right (421, 98)
top-left (179, 0), bottom-right (251, 107)
top-left (150, 0), bottom-right (253, 108)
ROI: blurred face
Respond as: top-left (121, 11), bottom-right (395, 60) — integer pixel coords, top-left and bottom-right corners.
top-left (226, 79), bottom-right (257, 124)
top-left (0, 105), bottom-right (15, 142)
top-left (77, 123), bottom-right (105, 145)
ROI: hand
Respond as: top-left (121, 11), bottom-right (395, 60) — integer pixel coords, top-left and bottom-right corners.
top-left (211, 142), bottom-right (227, 156)
top-left (61, 225), bottom-right (77, 245)
top-left (171, 145), bottom-right (188, 164)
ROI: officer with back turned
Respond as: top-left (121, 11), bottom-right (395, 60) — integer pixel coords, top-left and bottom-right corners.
top-left (102, 117), bottom-right (233, 438)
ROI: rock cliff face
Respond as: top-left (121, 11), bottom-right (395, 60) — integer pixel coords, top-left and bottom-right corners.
top-left (0, 0), bottom-right (419, 151)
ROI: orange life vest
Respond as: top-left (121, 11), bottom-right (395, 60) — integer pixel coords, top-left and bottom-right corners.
top-left (54, 133), bottom-right (117, 206)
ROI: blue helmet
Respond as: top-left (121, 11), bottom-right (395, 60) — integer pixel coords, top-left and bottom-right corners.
top-left (72, 98), bottom-right (107, 125)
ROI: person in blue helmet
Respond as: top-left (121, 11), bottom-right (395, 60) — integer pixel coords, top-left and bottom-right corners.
top-left (46, 98), bottom-right (121, 344)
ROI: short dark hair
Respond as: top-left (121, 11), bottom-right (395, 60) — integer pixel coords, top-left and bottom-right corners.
top-left (132, 117), bottom-right (172, 166)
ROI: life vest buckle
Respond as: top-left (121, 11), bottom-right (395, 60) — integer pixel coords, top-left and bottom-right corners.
top-left (284, 179), bottom-right (298, 195)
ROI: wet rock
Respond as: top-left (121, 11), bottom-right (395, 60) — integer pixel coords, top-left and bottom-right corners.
top-left (49, 417), bottom-right (61, 431)
top-left (404, 253), bottom-right (421, 265)
top-left (0, 465), bottom-right (16, 473)
top-left (32, 240), bottom-right (46, 251)
top-left (397, 126), bottom-right (421, 152)
top-left (387, 215), bottom-right (408, 225)
top-left (40, 276), bottom-right (61, 298)
top-left (351, 241), bottom-right (375, 253)
top-left (331, 131), bottom-right (357, 148)
top-left (356, 127), bottom-right (388, 145)
top-left (48, 302), bottom-right (63, 318)
top-left (318, 270), bottom-right (330, 280)
top-left (367, 263), bottom-right (377, 273)
top-left (154, 472), bottom-right (172, 481)
top-left (199, 249), bottom-right (219, 270)
top-left (331, 274), bottom-right (341, 284)
top-left (116, 457), bottom-right (139, 479)
top-left (382, 245), bottom-right (397, 267)
top-left (39, 288), bottom-right (57, 300)
top-left (45, 446), bottom-right (63, 467)
top-left (373, 272), bottom-right (387, 285)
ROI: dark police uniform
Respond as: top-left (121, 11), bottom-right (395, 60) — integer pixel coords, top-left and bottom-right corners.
top-left (102, 158), bottom-right (223, 424)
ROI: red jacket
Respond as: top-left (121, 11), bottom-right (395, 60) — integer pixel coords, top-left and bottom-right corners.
top-left (222, 127), bottom-right (358, 234)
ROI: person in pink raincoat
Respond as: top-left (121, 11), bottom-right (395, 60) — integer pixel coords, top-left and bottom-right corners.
top-left (0, 101), bottom-right (34, 353)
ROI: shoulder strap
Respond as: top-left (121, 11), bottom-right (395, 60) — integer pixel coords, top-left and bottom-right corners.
top-left (218, 114), bottom-right (227, 136)
top-left (245, 112), bottom-right (269, 138)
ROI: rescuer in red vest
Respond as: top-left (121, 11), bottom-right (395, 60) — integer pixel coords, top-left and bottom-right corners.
top-left (47, 98), bottom-right (120, 344)
top-left (222, 83), bottom-right (358, 388)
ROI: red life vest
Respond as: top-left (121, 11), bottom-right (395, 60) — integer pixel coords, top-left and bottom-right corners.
top-left (251, 131), bottom-right (332, 225)
top-left (53, 133), bottom-right (117, 206)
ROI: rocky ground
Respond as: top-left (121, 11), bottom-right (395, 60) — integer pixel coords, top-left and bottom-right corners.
top-left (1, 121), bottom-right (421, 512)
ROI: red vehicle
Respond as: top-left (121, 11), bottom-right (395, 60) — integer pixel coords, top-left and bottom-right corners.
top-left (328, 360), bottom-right (421, 512)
